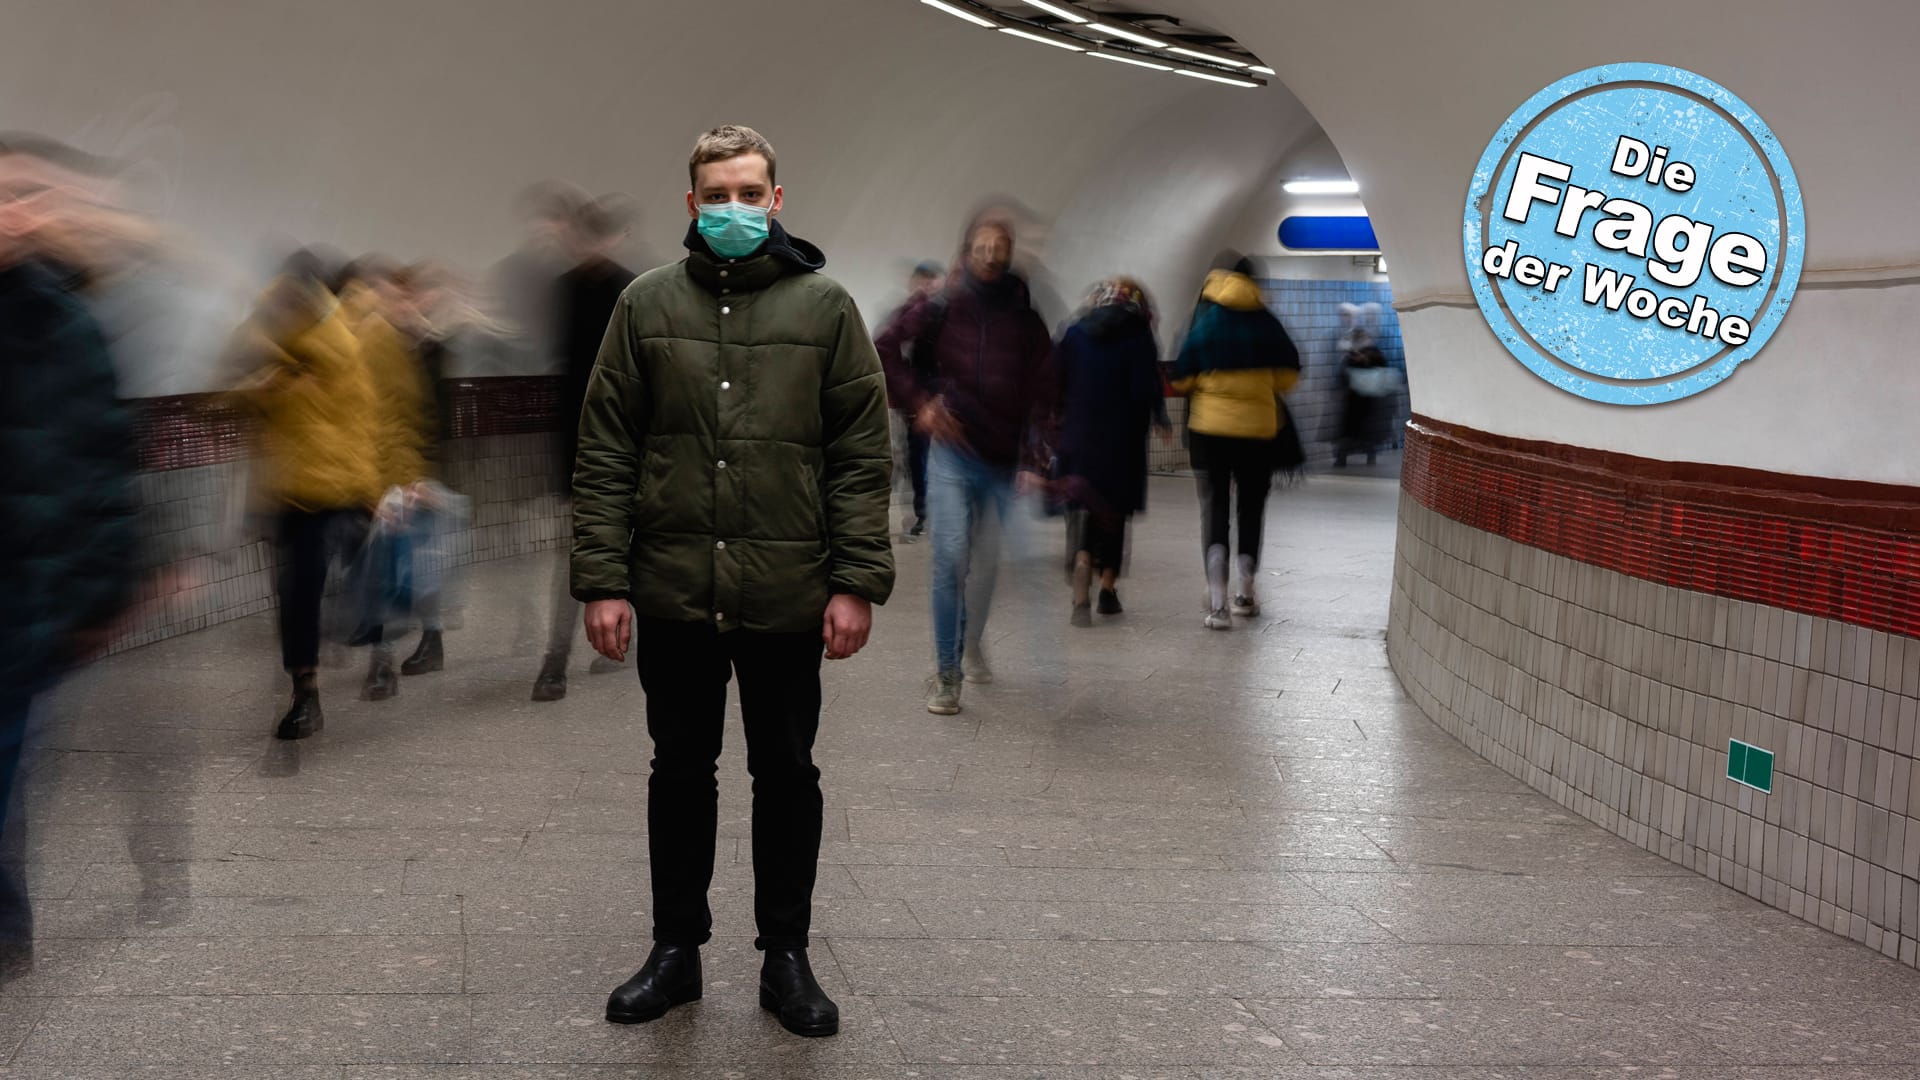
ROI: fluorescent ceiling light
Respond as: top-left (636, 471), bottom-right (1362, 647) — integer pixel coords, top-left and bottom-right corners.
top-left (1088, 50), bottom-right (1172, 71)
top-left (920, 0), bottom-right (998, 28)
top-left (1089, 21), bottom-right (1168, 48)
top-left (1283, 179), bottom-right (1360, 194)
top-left (1022, 0), bottom-right (1088, 22)
top-left (1173, 68), bottom-right (1260, 88)
top-left (1000, 26), bottom-right (1083, 50)
top-left (1166, 45), bottom-right (1248, 67)
top-left (1249, 64), bottom-right (1276, 75)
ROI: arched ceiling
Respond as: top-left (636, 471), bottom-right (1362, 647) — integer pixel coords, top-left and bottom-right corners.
top-left (0, 0), bottom-right (1314, 390)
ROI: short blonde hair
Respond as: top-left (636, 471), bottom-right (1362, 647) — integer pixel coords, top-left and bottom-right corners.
top-left (689, 125), bottom-right (776, 188)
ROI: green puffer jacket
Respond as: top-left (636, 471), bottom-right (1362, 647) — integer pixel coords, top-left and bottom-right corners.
top-left (570, 221), bottom-right (895, 633)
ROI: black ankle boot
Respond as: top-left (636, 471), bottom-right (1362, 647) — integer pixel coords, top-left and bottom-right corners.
top-left (605, 943), bottom-right (702, 1024)
top-left (276, 674), bottom-right (323, 740)
top-left (400, 630), bottom-right (444, 675)
top-left (360, 647), bottom-right (398, 702)
top-left (759, 948), bottom-right (838, 1037)
top-left (530, 655), bottom-right (567, 702)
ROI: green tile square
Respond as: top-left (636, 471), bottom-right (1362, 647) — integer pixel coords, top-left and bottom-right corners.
top-left (1746, 747), bottom-right (1774, 793)
top-left (1727, 740), bottom-right (1748, 782)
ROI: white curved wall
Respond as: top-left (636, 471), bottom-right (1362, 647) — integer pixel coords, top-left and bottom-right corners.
top-left (1, 0), bottom-right (1311, 394)
top-left (1203, 0), bottom-right (1920, 484)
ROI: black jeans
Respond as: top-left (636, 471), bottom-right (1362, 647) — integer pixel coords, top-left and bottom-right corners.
top-left (636, 618), bottom-right (825, 951)
top-left (276, 509), bottom-right (368, 671)
top-left (1190, 432), bottom-right (1273, 563)
top-left (907, 424), bottom-right (930, 522)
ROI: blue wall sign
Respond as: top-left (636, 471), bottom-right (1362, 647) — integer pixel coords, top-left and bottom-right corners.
top-left (1279, 215), bottom-right (1379, 251)
top-left (1462, 63), bottom-right (1805, 405)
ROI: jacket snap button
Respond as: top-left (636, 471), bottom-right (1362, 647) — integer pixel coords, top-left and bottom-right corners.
top-left (721, 305), bottom-right (731, 314)
top-left (719, 270), bottom-right (729, 278)
top-left (720, 381), bottom-right (731, 390)
top-left (716, 541), bottom-right (726, 550)
top-left (716, 460), bottom-right (727, 469)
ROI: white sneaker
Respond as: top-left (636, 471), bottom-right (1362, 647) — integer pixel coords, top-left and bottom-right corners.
top-left (962, 642), bottom-right (994, 684)
top-left (1204, 608), bottom-right (1233, 631)
top-left (1231, 596), bottom-right (1260, 618)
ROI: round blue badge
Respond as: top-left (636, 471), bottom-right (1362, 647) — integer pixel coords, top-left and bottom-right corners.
top-left (1463, 63), bottom-right (1805, 405)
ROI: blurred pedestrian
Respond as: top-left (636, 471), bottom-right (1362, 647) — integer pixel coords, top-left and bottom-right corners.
top-left (1170, 257), bottom-right (1300, 630)
top-left (876, 212), bottom-right (1056, 716)
top-left (879, 260), bottom-right (946, 540)
top-left (1333, 302), bottom-right (1397, 468)
top-left (1052, 277), bottom-right (1168, 625)
top-left (572, 124), bottom-right (893, 1038)
top-left (488, 180), bottom-right (588, 375)
top-left (532, 194), bottom-right (638, 702)
top-left (0, 135), bottom-right (142, 975)
top-left (335, 259), bottom-right (435, 700)
top-left (224, 252), bottom-right (383, 739)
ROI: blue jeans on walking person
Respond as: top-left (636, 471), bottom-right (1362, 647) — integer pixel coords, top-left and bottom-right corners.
top-left (927, 441), bottom-right (1014, 676)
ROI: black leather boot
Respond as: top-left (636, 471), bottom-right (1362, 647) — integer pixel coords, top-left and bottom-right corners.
top-left (605, 943), bottom-right (702, 1024)
top-left (360, 646), bottom-right (398, 702)
top-left (759, 948), bottom-right (838, 1037)
top-left (275, 673), bottom-right (323, 740)
top-left (400, 630), bottom-right (444, 675)
top-left (530, 654), bottom-right (567, 702)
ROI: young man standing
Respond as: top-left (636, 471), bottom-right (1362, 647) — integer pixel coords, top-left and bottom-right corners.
top-left (570, 125), bottom-right (894, 1038)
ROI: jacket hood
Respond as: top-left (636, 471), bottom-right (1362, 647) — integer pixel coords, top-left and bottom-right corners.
top-left (1079, 304), bottom-right (1151, 342)
top-left (1200, 269), bottom-right (1263, 312)
top-left (955, 267), bottom-right (1034, 312)
top-left (683, 218), bottom-right (825, 277)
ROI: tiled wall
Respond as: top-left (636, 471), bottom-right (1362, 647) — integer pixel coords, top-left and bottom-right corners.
top-left (1390, 430), bottom-right (1920, 965)
top-left (1259, 278), bottom-right (1408, 468)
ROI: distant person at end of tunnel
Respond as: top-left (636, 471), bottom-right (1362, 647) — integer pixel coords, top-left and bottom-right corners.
top-left (1170, 254), bottom-right (1300, 631)
top-left (875, 212), bottom-right (1056, 716)
top-left (570, 124), bottom-right (894, 1038)
top-left (531, 193), bottom-right (638, 703)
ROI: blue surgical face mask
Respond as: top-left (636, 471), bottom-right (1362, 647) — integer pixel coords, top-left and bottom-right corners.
top-left (696, 200), bottom-right (772, 258)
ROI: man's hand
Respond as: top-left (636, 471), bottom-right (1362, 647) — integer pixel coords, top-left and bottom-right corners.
top-left (822, 594), bottom-right (872, 660)
top-left (584, 598), bottom-right (633, 662)
top-left (914, 399), bottom-right (964, 445)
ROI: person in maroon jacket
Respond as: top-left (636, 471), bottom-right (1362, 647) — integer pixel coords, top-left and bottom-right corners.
top-left (875, 213), bottom-right (1056, 716)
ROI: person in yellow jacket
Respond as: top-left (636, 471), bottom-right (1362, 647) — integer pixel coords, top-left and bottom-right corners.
top-left (1169, 257), bottom-right (1301, 630)
top-left (334, 261), bottom-right (437, 700)
top-left (225, 253), bottom-right (383, 739)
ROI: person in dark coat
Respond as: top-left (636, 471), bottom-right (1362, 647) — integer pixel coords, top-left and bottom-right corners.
top-left (875, 212), bottom-right (1058, 715)
top-left (0, 136), bottom-right (141, 978)
top-left (1052, 277), bottom-right (1168, 624)
top-left (531, 195), bottom-right (638, 702)
top-left (878, 260), bottom-right (947, 539)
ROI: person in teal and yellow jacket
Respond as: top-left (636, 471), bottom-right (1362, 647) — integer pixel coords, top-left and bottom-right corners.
top-left (1169, 256), bottom-right (1300, 630)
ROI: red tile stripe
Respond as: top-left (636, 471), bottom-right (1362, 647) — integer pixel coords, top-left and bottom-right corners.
top-left (131, 376), bottom-right (565, 472)
top-left (1402, 417), bottom-right (1920, 640)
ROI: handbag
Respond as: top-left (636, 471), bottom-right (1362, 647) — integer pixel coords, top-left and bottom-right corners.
top-left (1348, 365), bottom-right (1400, 398)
